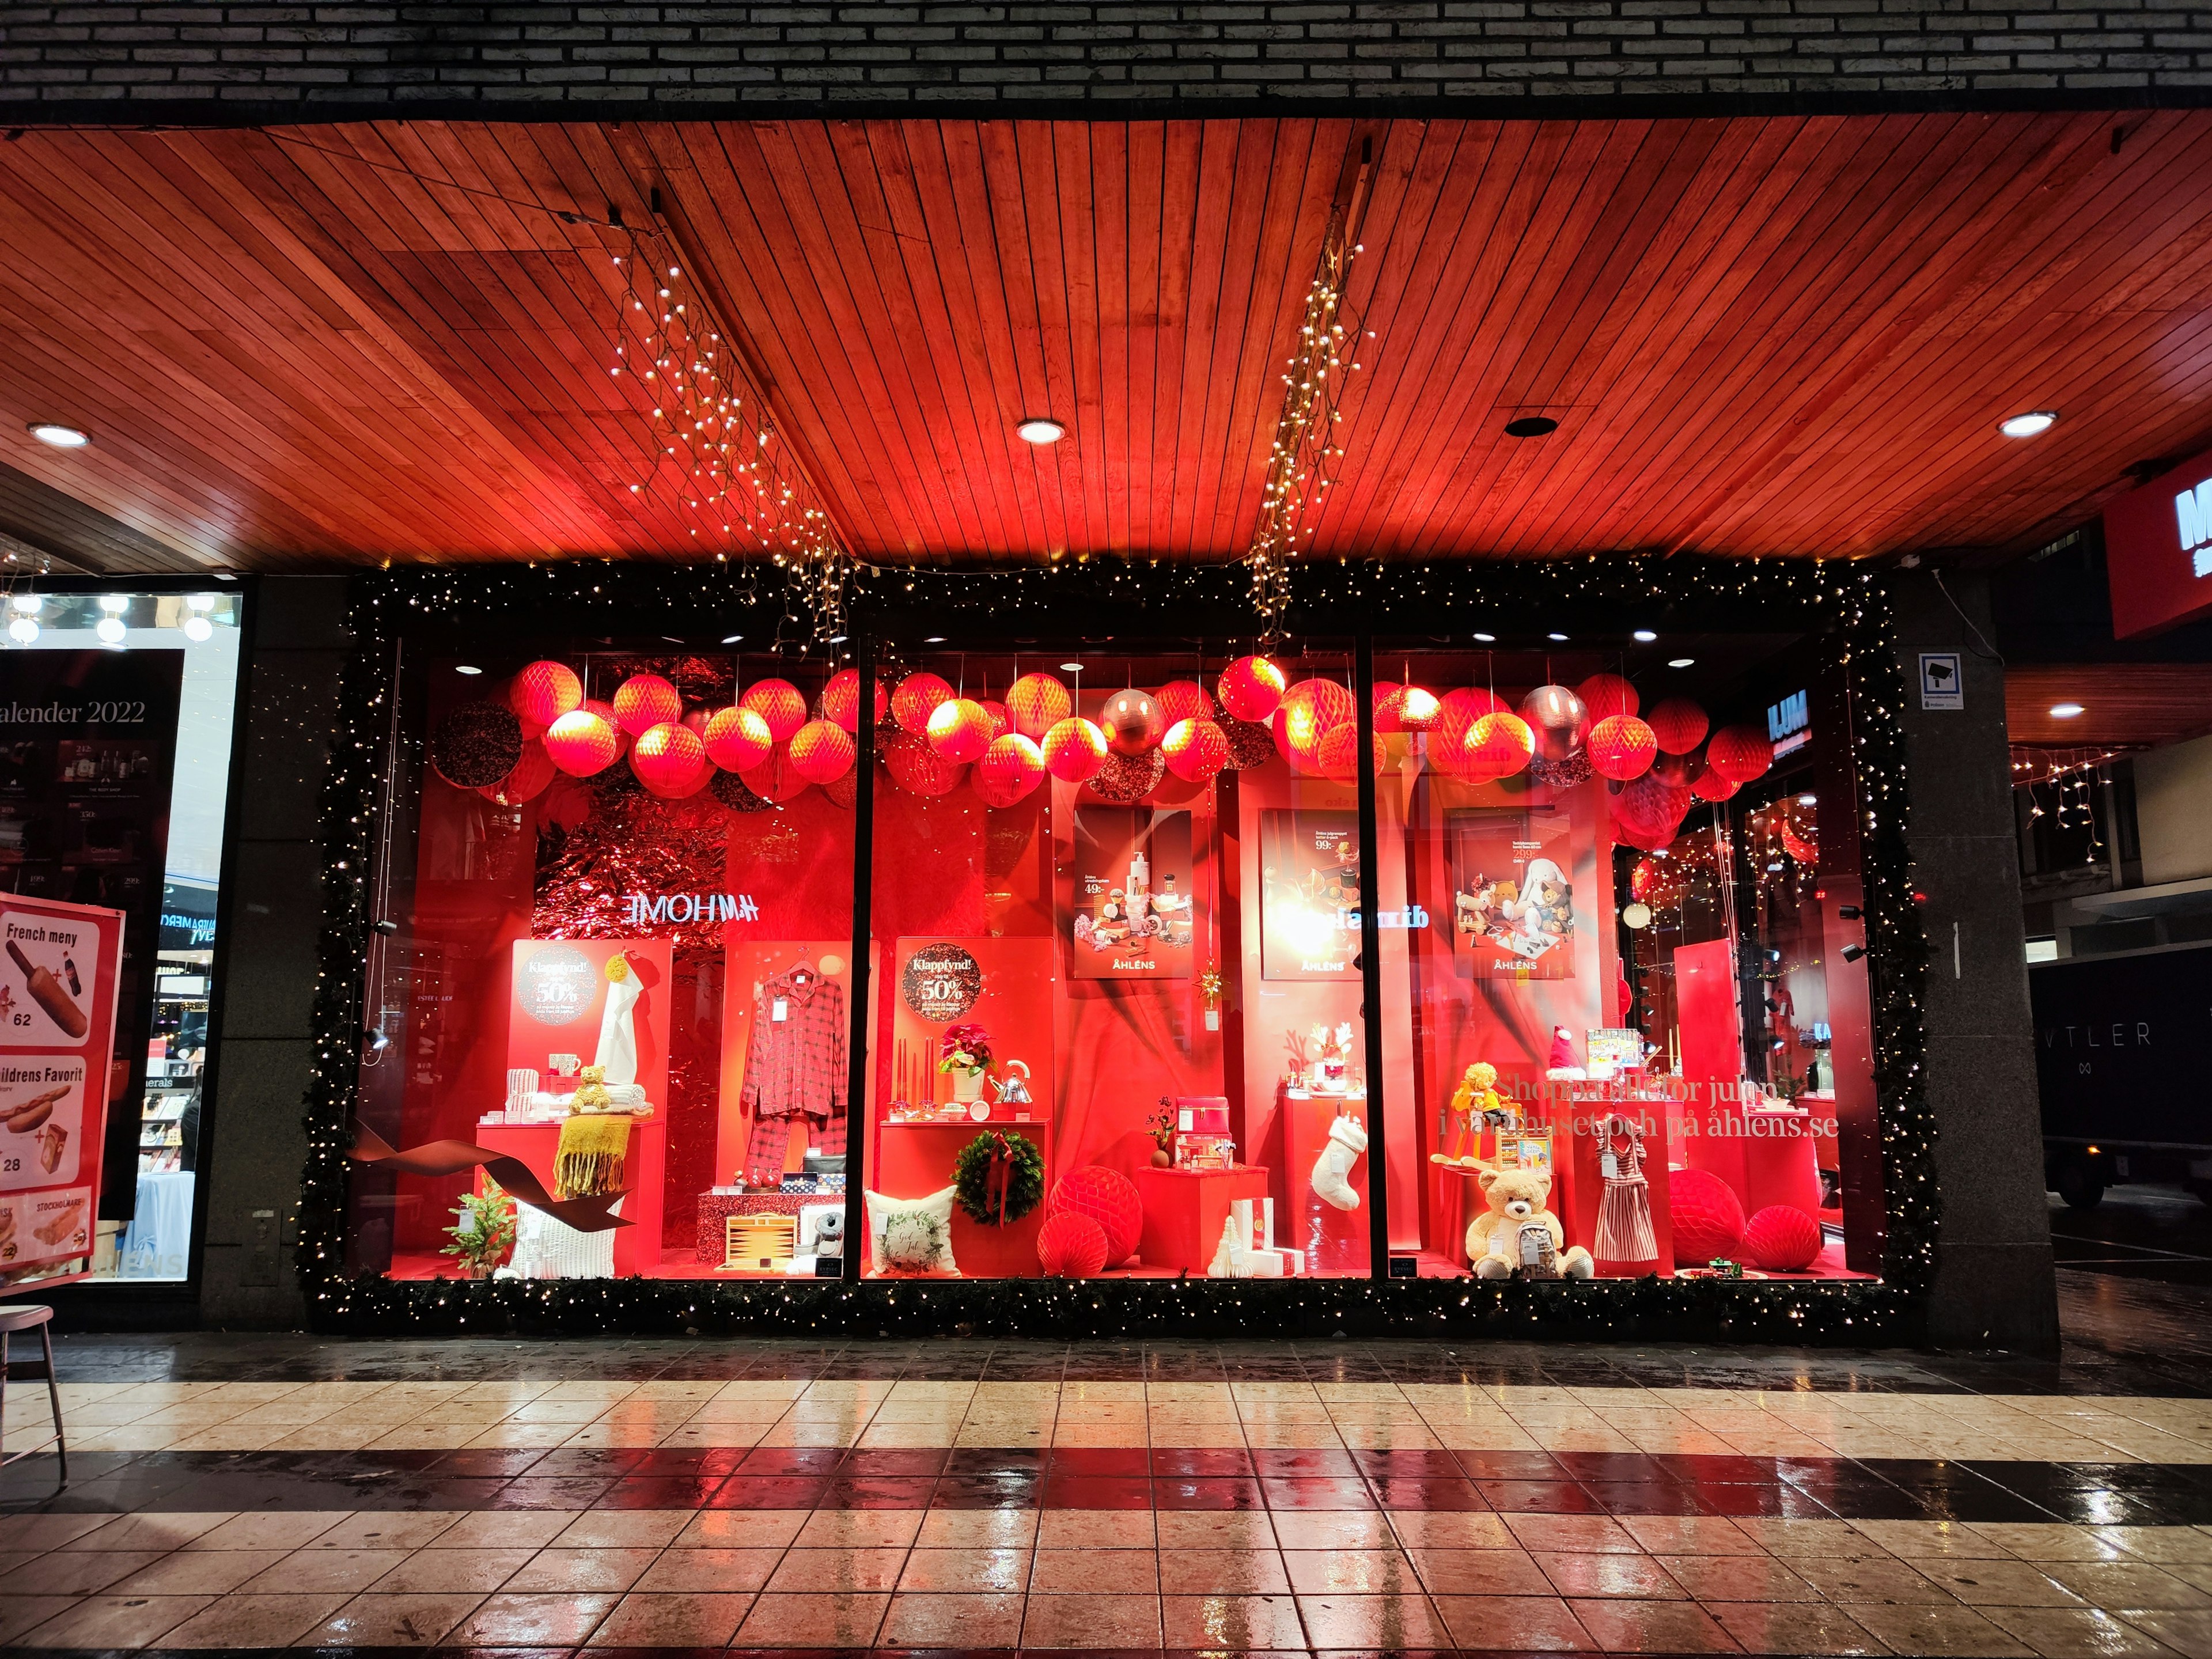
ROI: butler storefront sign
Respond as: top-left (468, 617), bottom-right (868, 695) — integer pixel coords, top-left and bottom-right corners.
top-left (2106, 449), bottom-right (2212, 637)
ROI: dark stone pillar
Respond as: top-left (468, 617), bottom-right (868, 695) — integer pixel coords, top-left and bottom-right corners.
top-left (1892, 571), bottom-right (2058, 1353)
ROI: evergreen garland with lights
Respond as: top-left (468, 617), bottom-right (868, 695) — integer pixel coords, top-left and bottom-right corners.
top-left (298, 553), bottom-right (1932, 1342)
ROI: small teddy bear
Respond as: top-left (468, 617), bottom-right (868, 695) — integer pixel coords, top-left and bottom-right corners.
top-left (1467, 1164), bottom-right (1594, 1281)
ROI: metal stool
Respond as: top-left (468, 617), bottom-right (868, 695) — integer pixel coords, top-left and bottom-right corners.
top-left (0, 1304), bottom-right (65, 1482)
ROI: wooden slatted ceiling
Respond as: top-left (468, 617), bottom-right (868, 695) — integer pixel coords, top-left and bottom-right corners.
top-left (1, 115), bottom-right (2211, 570)
top-left (2006, 664), bottom-right (2212, 750)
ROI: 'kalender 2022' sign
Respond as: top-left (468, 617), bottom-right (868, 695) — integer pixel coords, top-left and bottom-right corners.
top-left (2105, 449), bottom-right (2212, 638)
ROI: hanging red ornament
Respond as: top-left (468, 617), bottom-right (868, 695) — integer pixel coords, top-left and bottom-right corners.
top-left (1430, 688), bottom-right (1509, 774)
top-left (787, 719), bottom-right (857, 785)
top-left (1005, 673), bottom-right (1071, 739)
top-left (1389, 683), bottom-right (1441, 732)
top-left (824, 766), bottom-right (861, 810)
top-left (980, 698), bottom-right (1011, 739)
top-left (892, 671), bottom-right (956, 734)
top-left (709, 769), bottom-right (772, 813)
top-left (742, 744), bottom-right (813, 802)
top-left (1371, 680), bottom-right (1405, 734)
top-left (630, 722), bottom-right (712, 798)
top-left (882, 729), bottom-right (963, 797)
top-left (1577, 672), bottom-right (1639, 722)
top-left (1692, 768), bottom-right (1740, 802)
top-left (975, 733), bottom-right (1048, 806)
top-left (430, 702), bottom-right (523, 789)
top-left (926, 696), bottom-right (995, 764)
top-left (1652, 744), bottom-right (1707, 789)
top-left (703, 705), bottom-right (775, 773)
top-left (543, 708), bottom-right (622, 777)
top-left (1782, 820), bottom-right (1819, 865)
top-left (1100, 687), bottom-right (1165, 755)
top-left (1085, 748), bottom-right (1166, 804)
top-left (508, 661), bottom-right (582, 732)
top-left (1646, 698), bottom-right (1710, 756)
top-left (1317, 722), bottom-right (1385, 781)
top-left (1156, 680), bottom-right (1213, 728)
top-left (740, 678), bottom-right (807, 743)
top-left (1278, 679), bottom-right (1354, 768)
top-left (1217, 654), bottom-right (1287, 722)
top-left (1160, 717), bottom-right (1229, 783)
top-left (1586, 714), bottom-right (1658, 782)
top-left (1612, 775), bottom-right (1694, 849)
top-left (1706, 724), bottom-right (1775, 785)
top-left (1218, 714), bottom-right (1277, 771)
top-left (1040, 716), bottom-right (1108, 783)
top-left (819, 669), bottom-right (887, 735)
top-left (480, 740), bottom-right (556, 806)
top-left (612, 673), bottom-right (681, 736)
top-left (1519, 684), bottom-right (1590, 764)
top-left (1464, 711), bottom-right (1535, 780)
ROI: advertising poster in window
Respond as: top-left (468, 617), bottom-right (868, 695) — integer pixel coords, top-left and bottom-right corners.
top-left (1447, 807), bottom-right (1579, 980)
top-left (1069, 807), bottom-right (1193, 980)
top-left (0, 893), bottom-right (125, 1285)
top-left (1259, 809), bottom-right (1361, 980)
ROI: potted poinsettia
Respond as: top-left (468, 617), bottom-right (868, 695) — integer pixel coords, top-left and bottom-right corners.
top-left (938, 1023), bottom-right (994, 1107)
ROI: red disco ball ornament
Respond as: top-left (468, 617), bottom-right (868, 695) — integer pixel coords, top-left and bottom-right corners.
top-left (740, 678), bottom-right (807, 743)
top-left (703, 705), bottom-right (775, 774)
top-left (975, 733), bottom-right (1048, 806)
top-left (1586, 714), bottom-right (1658, 782)
top-left (1520, 684), bottom-right (1590, 764)
top-left (787, 719), bottom-right (857, 785)
top-left (1005, 673), bottom-right (1071, 740)
top-left (1041, 716), bottom-right (1108, 783)
top-left (1036, 1210), bottom-right (1109, 1279)
top-left (1706, 724), bottom-right (1775, 785)
top-left (1217, 654), bottom-right (1287, 722)
top-left (823, 766), bottom-right (860, 810)
top-left (1692, 768), bottom-right (1740, 802)
top-left (1156, 680), bottom-right (1213, 728)
top-left (1647, 698), bottom-right (1710, 756)
top-left (543, 709), bottom-right (622, 777)
top-left (1317, 722), bottom-right (1384, 781)
top-left (741, 743), bottom-right (813, 803)
top-left (1086, 748), bottom-right (1166, 804)
top-left (881, 729), bottom-right (963, 797)
top-left (480, 740), bottom-right (557, 806)
top-left (1049, 1165), bottom-right (1142, 1266)
top-left (1577, 672), bottom-right (1639, 722)
top-left (819, 669), bottom-right (887, 735)
top-left (1463, 711), bottom-right (1535, 780)
top-left (892, 671), bottom-right (956, 734)
top-left (1652, 745), bottom-right (1707, 789)
top-left (630, 722), bottom-right (712, 798)
top-left (509, 661), bottom-right (582, 731)
top-left (1371, 680), bottom-right (1404, 734)
top-left (1161, 717), bottom-right (1229, 783)
top-left (980, 698), bottom-right (1011, 739)
top-left (1743, 1205), bottom-right (1823, 1272)
top-left (1278, 678), bottom-right (1354, 768)
top-left (1100, 687), bottom-right (1165, 756)
top-left (926, 696), bottom-right (995, 764)
top-left (1218, 714), bottom-right (1276, 771)
top-left (1669, 1168), bottom-right (1746, 1266)
top-left (612, 673), bottom-right (681, 736)
top-left (1389, 683), bottom-right (1442, 732)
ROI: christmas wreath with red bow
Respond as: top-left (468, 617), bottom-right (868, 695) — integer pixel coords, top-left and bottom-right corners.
top-left (952, 1130), bottom-right (1046, 1226)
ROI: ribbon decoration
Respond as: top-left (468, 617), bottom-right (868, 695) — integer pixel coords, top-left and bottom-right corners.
top-left (349, 1120), bottom-right (632, 1232)
top-left (983, 1131), bottom-right (1013, 1229)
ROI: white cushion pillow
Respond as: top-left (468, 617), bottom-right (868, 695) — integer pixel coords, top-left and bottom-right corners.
top-left (864, 1185), bottom-right (961, 1277)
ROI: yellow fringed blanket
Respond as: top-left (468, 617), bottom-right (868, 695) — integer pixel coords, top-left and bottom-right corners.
top-left (556, 1111), bottom-right (632, 1199)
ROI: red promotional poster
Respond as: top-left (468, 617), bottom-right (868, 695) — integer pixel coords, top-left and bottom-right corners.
top-left (506, 938), bottom-right (672, 1104)
top-left (0, 893), bottom-right (125, 1285)
top-left (1446, 806), bottom-right (1579, 980)
top-left (1069, 807), bottom-right (1194, 980)
top-left (1259, 810), bottom-right (1361, 980)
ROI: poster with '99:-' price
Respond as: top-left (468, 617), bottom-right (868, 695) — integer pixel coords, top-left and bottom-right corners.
top-left (0, 893), bottom-right (123, 1285)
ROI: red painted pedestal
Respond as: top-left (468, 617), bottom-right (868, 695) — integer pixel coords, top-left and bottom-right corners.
top-left (871, 1117), bottom-right (1053, 1278)
top-left (1134, 1165), bottom-right (1272, 1272)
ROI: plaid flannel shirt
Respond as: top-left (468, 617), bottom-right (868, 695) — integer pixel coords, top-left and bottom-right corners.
top-left (740, 970), bottom-right (847, 1123)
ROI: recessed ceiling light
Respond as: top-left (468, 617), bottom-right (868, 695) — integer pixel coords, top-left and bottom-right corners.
top-left (1669, 657), bottom-right (1695, 669)
top-left (924, 636), bottom-right (947, 644)
top-left (1017, 418), bottom-right (1065, 445)
top-left (1999, 411), bottom-right (2057, 438)
top-left (1059, 662), bottom-right (1084, 673)
top-left (2050, 702), bottom-right (2084, 718)
top-left (720, 633), bottom-right (743, 644)
top-left (1473, 632), bottom-right (1496, 643)
top-left (1633, 630), bottom-right (1657, 642)
top-left (1547, 632), bottom-right (1569, 642)
top-left (27, 423), bottom-right (88, 449)
top-left (1503, 416), bottom-right (1558, 438)
top-left (1798, 793), bottom-right (1817, 805)
top-left (455, 664), bottom-right (483, 676)
top-left (828, 634), bottom-right (848, 644)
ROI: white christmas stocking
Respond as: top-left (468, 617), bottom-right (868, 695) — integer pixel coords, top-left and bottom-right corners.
top-left (1310, 1115), bottom-right (1368, 1211)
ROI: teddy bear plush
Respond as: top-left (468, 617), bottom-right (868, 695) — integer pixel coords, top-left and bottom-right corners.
top-left (1467, 1164), bottom-right (1594, 1280)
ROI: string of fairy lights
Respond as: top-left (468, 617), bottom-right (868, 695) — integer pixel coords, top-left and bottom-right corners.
top-left (2010, 744), bottom-right (2129, 860)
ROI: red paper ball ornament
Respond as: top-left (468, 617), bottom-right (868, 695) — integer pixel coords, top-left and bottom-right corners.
top-left (740, 678), bottom-right (807, 743)
top-left (509, 661), bottom-right (582, 731)
top-left (480, 740), bottom-right (557, 806)
top-left (1036, 1210), bottom-right (1109, 1279)
top-left (1692, 768), bottom-right (1740, 802)
top-left (612, 673), bottom-right (681, 736)
top-left (980, 698), bottom-right (1011, 739)
top-left (1317, 722), bottom-right (1384, 781)
top-left (1041, 716), bottom-right (1108, 783)
top-left (741, 744), bottom-right (813, 802)
top-left (787, 718), bottom-right (856, 785)
top-left (1520, 683), bottom-right (1590, 764)
top-left (1652, 745), bottom-right (1707, 789)
top-left (1100, 687), bottom-right (1165, 756)
top-left (1218, 654), bottom-right (1287, 722)
top-left (1743, 1205), bottom-right (1823, 1272)
top-left (892, 671), bottom-right (956, 734)
top-left (630, 722), bottom-right (712, 798)
top-left (1049, 1165), bottom-right (1142, 1266)
top-left (1161, 717), bottom-right (1229, 783)
top-left (1278, 678), bottom-right (1354, 768)
top-left (881, 729), bottom-right (963, 797)
top-left (975, 733), bottom-right (1048, 807)
top-left (1371, 680), bottom-right (1404, 734)
top-left (1669, 1168), bottom-right (1746, 1266)
top-left (1586, 714), bottom-right (1658, 782)
top-left (1005, 673), bottom-right (1071, 740)
top-left (1430, 688), bottom-right (1509, 774)
top-left (1647, 698), bottom-right (1710, 756)
top-left (1156, 680), bottom-right (1213, 728)
top-left (1463, 711), bottom-right (1534, 779)
top-left (926, 696), bottom-right (994, 764)
top-left (819, 668), bottom-right (887, 735)
top-left (1577, 672), bottom-right (1639, 722)
top-left (1086, 748), bottom-right (1166, 804)
top-left (543, 708), bottom-right (622, 777)
top-left (1612, 774), bottom-right (1694, 850)
top-left (1706, 724), bottom-right (1775, 785)
top-left (703, 705), bottom-right (775, 774)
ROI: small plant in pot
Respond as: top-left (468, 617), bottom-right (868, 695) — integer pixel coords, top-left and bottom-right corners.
top-left (442, 1178), bottom-right (517, 1279)
top-left (938, 1022), bottom-right (994, 1107)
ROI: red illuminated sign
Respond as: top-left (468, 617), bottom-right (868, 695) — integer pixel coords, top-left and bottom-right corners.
top-left (2105, 449), bottom-right (2212, 638)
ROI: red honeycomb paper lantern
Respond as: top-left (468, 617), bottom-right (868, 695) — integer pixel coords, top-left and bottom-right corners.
top-left (1278, 678), bottom-right (1354, 768)
top-left (1463, 711), bottom-right (1534, 780)
top-left (543, 709), bottom-right (622, 777)
top-left (892, 671), bottom-right (956, 734)
top-left (1577, 672), bottom-right (1639, 722)
top-left (509, 661), bottom-right (582, 732)
top-left (926, 696), bottom-right (995, 764)
top-left (1049, 1165), bottom-right (1142, 1266)
top-left (882, 729), bottom-right (963, 797)
top-left (975, 733), bottom-right (1047, 807)
top-left (1744, 1205), bottom-right (1822, 1272)
top-left (1161, 717), bottom-right (1229, 783)
top-left (1706, 724), bottom-right (1774, 785)
top-left (980, 698), bottom-right (1011, 739)
top-left (1156, 680), bottom-right (1213, 727)
top-left (1041, 716), bottom-right (1108, 783)
top-left (788, 718), bottom-right (857, 785)
top-left (1692, 768), bottom-right (1740, 802)
top-left (703, 706), bottom-right (775, 774)
top-left (1037, 1210), bottom-right (1109, 1278)
top-left (1647, 698), bottom-right (1709, 756)
top-left (612, 673), bottom-right (681, 736)
top-left (630, 722), bottom-right (712, 798)
top-left (1005, 673), bottom-right (1071, 740)
top-left (1669, 1168), bottom-right (1745, 1266)
top-left (1430, 688), bottom-right (1509, 775)
top-left (1612, 775), bottom-right (1694, 851)
top-left (1586, 714), bottom-right (1658, 782)
top-left (480, 740), bottom-right (557, 806)
top-left (819, 668), bottom-right (887, 735)
top-left (740, 678), bottom-right (807, 743)
top-left (1317, 722), bottom-right (1383, 781)
top-left (1217, 654), bottom-right (1287, 722)
top-left (741, 746), bottom-right (813, 804)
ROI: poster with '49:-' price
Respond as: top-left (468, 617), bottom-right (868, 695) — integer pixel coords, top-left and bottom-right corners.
top-left (0, 894), bottom-right (123, 1286)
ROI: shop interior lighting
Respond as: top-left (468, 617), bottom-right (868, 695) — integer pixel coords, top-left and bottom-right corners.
top-left (1669, 657), bottom-right (1695, 668)
top-left (719, 634), bottom-right (743, 644)
top-left (2049, 702), bottom-right (2084, 718)
top-left (1799, 793), bottom-right (1817, 805)
top-left (1059, 662), bottom-right (1084, 673)
top-left (27, 423), bottom-right (88, 448)
top-left (187, 593), bottom-right (215, 611)
top-left (1016, 418), bottom-right (1065, 445)
top-left (1633, 630), bottom-right (1657, 642)
top-left (1473, 632), bottom-right (1496, 643)
top-left (183, 613), bottom-right (213, 642)
top-left (6, 618), bottom-right (35, 645)
top-left (1547, 632), bottom-right (1569, 642)
top-left (1999, 411), bottom-right (2057, 438)
top-left (454, 664), bottom-right (483, 676)
top-left (924, 636), bottom-right (947, 644)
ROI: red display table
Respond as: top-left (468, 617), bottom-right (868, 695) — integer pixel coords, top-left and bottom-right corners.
top-left (475, 1118), bottom-right (665, 1277)
top-left (871, 1118), bottom-right (1052, 1278)
top-left (1135, 1165), bottom-right (1272, 1272)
